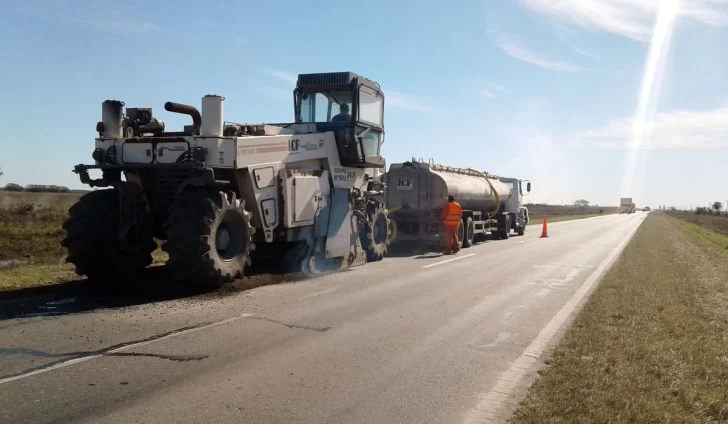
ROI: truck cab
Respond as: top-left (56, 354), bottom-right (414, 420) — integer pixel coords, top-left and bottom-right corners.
top-left (499, 177), bottom-right (531, 235)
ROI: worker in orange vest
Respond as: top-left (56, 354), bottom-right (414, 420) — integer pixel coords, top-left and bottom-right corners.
top-left (440, 194), bottom-right (462, 255)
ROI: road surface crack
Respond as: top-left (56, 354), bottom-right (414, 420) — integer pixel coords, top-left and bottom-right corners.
top-left (244, 315), bottom-right (330, 332)
top-left (107, 352), bottom-right (208, 362)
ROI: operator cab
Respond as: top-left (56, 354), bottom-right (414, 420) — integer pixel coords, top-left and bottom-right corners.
top-left (294, 72), bottom-right (386, 168)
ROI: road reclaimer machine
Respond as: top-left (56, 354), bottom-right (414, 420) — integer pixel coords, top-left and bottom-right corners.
top-left (384, 158), bottom-right (531, 251)
top-left (62, 71), bottom-right (392, 286)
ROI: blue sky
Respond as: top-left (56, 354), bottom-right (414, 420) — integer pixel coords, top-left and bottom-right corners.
top-left (1, 0), bottom-right (727, 208)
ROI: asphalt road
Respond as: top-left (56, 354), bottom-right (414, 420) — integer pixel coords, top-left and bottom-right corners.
top-left (0, 212), bottom-right (647, 424)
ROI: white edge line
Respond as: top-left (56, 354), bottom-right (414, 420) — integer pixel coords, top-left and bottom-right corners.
top-left (0, 315), bottom-right (246, 385)
top-left (463, 216), bottom-right (646, 424)
top-left (422, 253), bottom-right (477, 268)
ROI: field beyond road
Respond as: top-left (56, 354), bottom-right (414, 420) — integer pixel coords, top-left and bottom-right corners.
top-left (509, 212), bottom-right (728, 423)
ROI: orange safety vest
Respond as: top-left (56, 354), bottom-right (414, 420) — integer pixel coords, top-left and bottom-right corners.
top-left (441, 201), bottom-right (462, 228)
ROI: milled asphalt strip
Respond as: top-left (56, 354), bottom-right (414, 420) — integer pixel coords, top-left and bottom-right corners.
top-left (463, 215), bottom-right (646, 424)
top-left (0, 314), bottom-right (251, 385)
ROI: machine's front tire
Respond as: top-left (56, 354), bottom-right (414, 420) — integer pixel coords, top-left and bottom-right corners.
top-left (163, 190), bottom-right (254, 285)
top-left (363, 203), bottom-right (391, 262)
top-left (61, 187), bottom-right (156, 279)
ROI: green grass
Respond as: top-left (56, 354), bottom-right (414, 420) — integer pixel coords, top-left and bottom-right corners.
top-left (0, 204), bottom-right (69, 263)
top-left (665, 211), bottom-right (728, 238)
top-left (509, 213), bottom-right (728, 424)
top-left (0, 263), bottom-right (80, 292)
top-left (0, 193), bottom-right (169, 292)
top-left (0, 191), bottom-right (82, 209)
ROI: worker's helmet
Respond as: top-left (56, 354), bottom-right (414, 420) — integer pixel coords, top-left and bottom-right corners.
top-left (448, 194), bottom-right (455, 202)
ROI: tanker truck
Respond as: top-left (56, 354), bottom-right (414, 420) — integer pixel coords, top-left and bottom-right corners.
top-left (384, 158), bottom-right (531, 251)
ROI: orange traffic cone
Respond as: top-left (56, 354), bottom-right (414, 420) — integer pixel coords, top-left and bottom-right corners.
top-left (540, 215), bottom-right (548, 238)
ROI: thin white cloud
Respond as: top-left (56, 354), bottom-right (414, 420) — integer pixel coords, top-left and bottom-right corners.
top-left (386, 91), bottom-right (435, 112)
top-left (20, 0), bottom-right (165, 35)
top-left (480, 83), bottom-right (511, 98)
top-left (496, 39), bottom-right (587, 73)
top-left (252, 83), bottom-right (291, 102)
top-left (569, 44), bottom-right (601, 60)
top-left (267, 70), bottom-right (298, 86)
top-left (480, 90), bottom-right (499, 98)
top-left (519, 0), bottom-right (728, 42)
top-left (574, 105), bottom-right (728, 150)
top-left (487, 82), bottom-right (512, 94)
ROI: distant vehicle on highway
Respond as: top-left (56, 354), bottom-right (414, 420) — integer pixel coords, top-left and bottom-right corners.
top-left (620, 198), bottom-right (635, 214)
top-left (643, 206), bottom-right (651, 212)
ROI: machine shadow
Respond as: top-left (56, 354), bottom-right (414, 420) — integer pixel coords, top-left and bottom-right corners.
top-left (0, 264), bottom-right (306, 321)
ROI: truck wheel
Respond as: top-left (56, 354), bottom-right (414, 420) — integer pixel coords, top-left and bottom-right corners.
top-left (363, 204), bottom-right (390, 262)
top-left (500, 215), bottom-right (511, 240)
top-left (456, 219), bottom-right (465, 250)
top-left (61, 187), bottom-right (156, 279)
top-left (462, 216), bottom-right (475, 247)
top-left (516, 222), bottom-right (526, 236)
top-left (163, 190), bottom-right (254, 285)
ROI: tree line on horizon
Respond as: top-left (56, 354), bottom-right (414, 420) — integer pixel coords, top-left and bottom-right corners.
top-left (3, 183), bottom-right (71, 193)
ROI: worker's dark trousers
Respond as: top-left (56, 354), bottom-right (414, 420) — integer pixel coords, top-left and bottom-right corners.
top-left (444, 226), bottom-right (460, 254)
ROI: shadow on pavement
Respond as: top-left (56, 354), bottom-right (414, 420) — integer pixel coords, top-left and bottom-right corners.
top-left (0, 265), bottom-right (306, 321)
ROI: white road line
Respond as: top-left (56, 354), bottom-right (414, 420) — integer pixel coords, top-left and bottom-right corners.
top-left (0, 315), bottom-right (249, 385)
top-left (463, 216), bottom-right (646, 424)
top-left (422, 253), bottom-right (477, 268)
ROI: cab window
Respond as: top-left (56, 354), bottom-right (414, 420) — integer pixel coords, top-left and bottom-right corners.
top-left (359, 130), bottom-right (381, 157)
top-left (298, 91), bottom-right (353, 123)
top-left (358, 86), bottom-right (383, 127)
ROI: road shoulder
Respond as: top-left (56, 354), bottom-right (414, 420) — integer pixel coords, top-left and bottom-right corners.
top-left (508, 213), bottom-right (728, 423)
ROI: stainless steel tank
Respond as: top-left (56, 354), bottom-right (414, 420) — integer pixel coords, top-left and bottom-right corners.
top-left (385, 159), bottom-right (512, 214)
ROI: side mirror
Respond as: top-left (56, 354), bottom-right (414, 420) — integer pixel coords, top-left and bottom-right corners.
top-left (527, 182), bottom-right (531, 192)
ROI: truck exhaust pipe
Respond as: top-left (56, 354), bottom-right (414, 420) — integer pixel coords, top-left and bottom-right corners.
top-left (164, 101), bottom-right (202, 128)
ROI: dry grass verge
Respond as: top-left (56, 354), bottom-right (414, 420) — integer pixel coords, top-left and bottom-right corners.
top-left (527, 213), bottom-right (605, 225)
top-left (509, 213), bottom-right (728, 424)
top-left (666, 211), bottom-right (728, 239)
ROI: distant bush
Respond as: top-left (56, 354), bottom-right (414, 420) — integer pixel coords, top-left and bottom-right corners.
top-left (23, 185), bottom-right (70, 193)
top-left (4, 183), bottom-right (23, 192)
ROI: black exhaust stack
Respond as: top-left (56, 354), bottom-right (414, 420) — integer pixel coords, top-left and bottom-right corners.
top-left (164, 102), bottom-right (202, 128)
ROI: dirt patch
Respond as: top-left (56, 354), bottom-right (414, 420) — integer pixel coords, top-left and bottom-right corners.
top-left (226, 273), bottom-right (306, 293)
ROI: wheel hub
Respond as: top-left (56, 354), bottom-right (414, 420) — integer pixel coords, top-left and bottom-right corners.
top-left (374, 214), bottom-right (388, 245)
top-left (217, 227), bottom-right (231, 252)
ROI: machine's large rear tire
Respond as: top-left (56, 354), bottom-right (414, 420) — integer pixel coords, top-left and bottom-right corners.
top-left (163, 190), bottom-right (254, 285)
top-left (61, 187), bottom-right (156, 279)
top-left (362, 203), bottom-right (390, 262)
